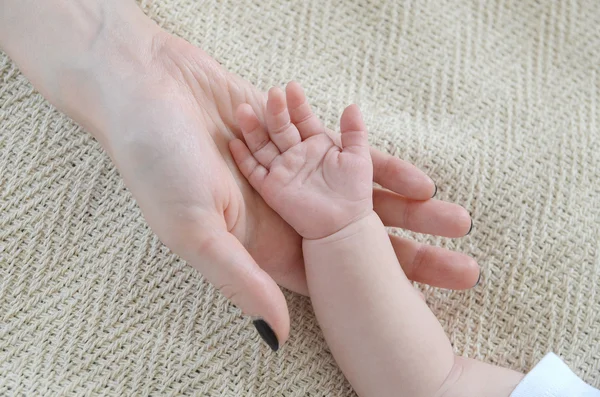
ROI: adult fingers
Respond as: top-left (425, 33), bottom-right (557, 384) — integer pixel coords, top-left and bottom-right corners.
top-left (389, 234), bottom-right (480, 289)
top-left (371, 148), bottom-right (436, 200)
top-left (374, 188), bottom-right (472, 238)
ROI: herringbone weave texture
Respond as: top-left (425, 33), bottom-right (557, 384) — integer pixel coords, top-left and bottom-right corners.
top-left (2, 0), bottom-right (600, 395)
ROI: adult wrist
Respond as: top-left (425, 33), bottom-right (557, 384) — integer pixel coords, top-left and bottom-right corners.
top-left (0, 0), bottom-right (163, 139)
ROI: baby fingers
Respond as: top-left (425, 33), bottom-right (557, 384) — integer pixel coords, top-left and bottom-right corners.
top-left (236, 103), bottom-right (280, 168)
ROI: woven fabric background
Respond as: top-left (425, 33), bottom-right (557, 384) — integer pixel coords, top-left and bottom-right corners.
top-left (1, 0), bottom-right (600, 395)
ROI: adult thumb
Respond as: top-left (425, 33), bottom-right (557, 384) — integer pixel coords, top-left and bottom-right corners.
top-left (186, 229), bottom-right (290, 351)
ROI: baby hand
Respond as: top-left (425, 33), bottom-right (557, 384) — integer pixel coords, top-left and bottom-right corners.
top-left (229, 82), bottom-right (373, 240)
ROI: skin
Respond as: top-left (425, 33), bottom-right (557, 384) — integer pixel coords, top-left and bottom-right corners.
top-left (1, 0), bottom-right (477, 346)
top-left (231, 84), bottom-right (525, 396)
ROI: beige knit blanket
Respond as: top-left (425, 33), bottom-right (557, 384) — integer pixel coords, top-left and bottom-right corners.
top-left (1, 0), bottom-right (599, 395)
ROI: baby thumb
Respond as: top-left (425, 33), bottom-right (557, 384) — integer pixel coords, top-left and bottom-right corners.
top-left (187, 230), bottom-right (290, 351)
top-left (340, 104), bottom-right (369, 156)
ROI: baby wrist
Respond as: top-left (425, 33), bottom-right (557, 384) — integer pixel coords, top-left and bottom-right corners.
top-left (302, 211), bottom-right (381, 247)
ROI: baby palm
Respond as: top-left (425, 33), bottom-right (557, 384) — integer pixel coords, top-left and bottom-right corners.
top-left (230, 84), bottom-right (373, 240)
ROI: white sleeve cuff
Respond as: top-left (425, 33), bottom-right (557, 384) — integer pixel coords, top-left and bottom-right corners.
top-left (510, 353), bottom-right (600, 397)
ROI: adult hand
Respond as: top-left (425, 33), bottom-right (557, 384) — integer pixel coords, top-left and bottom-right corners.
top-left (0, 0), bottom-right (477, 348)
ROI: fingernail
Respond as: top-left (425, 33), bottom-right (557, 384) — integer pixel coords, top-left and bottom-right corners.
top-left (466, 218), bottom-right (473, 236)
top-left (253, 319), bottom-right (279, 352)
top-left (473, 269), bottom-right (482, 287)
top-left (431, 183), bottom-right (438, 198)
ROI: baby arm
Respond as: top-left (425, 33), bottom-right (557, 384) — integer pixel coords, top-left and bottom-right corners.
top-left (303, 213), bottom-right (523, 397)
top-left (230, 82), bottom-right (523, 397)
top-left (304, 212), bottom-right (455, 396)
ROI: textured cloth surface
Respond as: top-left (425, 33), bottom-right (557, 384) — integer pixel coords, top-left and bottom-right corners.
top-left (1, 0), bottom-right (600, 395)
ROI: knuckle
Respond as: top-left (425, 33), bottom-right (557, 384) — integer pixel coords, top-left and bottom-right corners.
top-left (402, 200), bottom-right (414, 229)
top-left (217, 282), bottom-right (240, 304)
top-left (252, 136), bottom-right (271, 153)
top-left (409, 243), bottom-right (428, 279)
top-left (270, 118), bottom-right (292, 136)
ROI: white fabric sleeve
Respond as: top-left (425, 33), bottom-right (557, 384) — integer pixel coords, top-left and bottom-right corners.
top-left (510, 353), bottom-right (600, 397)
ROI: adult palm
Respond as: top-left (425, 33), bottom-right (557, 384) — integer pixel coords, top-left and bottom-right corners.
top-left (96, 33), bottom-right (476, 345)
